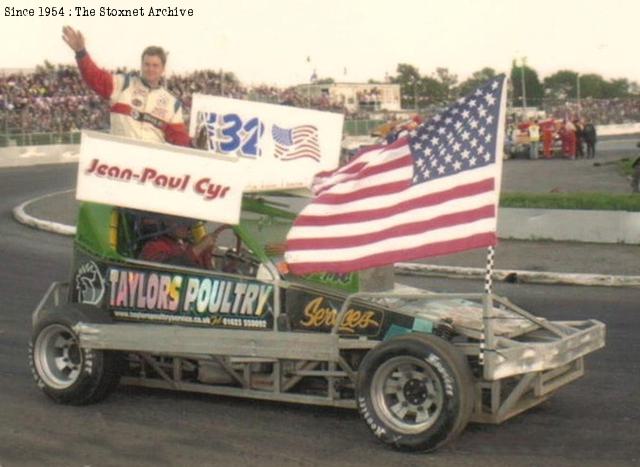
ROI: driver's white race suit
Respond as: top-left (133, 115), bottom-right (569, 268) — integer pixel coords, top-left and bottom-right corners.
top-left (76, 50), bottom-right (190, 146)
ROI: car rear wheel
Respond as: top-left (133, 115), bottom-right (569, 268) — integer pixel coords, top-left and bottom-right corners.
top-left (29, 306), bottom-right (121, 405)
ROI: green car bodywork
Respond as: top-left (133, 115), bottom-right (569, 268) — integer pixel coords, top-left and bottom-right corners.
top-left (74, 197), bottom-right (361, 293)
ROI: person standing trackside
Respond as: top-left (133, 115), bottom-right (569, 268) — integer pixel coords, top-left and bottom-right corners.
top-left (632, 156), bottom-right (640, 193)
top-left (561, 119), bottom-right (577, 159)
top-left (528, 119), bottom-right (540, 160)
top-left (574, 119), bottom-right (584, 158)
top-left (583, 120), bottom-right (597, 159)
top-left (541, 120), bottom-right (555, 158)
top-left (61, 26), bottom-right (191, 147)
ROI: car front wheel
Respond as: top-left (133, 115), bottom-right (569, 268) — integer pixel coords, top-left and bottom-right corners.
top-left (356, 333), bottom-right (473, 452)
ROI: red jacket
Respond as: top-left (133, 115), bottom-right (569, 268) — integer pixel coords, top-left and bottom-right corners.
top-left (139, 236), bottom-right (205, 268)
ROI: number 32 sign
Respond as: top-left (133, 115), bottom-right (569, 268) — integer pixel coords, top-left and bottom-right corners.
top-left (196, 112), bottom-right (265, 158)
top-left (189, 94), bottom-right (344, 192)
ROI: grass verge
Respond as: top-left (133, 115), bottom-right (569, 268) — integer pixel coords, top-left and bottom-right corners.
top-left (500, 192), bottom-right (640, 211)
top-left (617, 157), bottom-right (639, 177)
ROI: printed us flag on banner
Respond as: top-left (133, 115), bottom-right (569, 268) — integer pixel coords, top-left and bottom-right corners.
top-left (272, 124), bottom-right (321, 161)
top-left (285, 75), bottom-right (507, 274)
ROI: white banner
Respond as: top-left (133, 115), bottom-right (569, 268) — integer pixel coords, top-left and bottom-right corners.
top-left (76, 131), bottom-right (245, 224)
top-left (189, 95), bottom-right (344, 191)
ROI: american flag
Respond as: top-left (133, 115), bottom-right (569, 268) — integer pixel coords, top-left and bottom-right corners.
top-left (285, 75), bottom-right (507, 275)
top-left (272, 124), bottom-right (321, 161)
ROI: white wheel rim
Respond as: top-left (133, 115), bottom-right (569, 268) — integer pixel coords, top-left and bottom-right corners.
top-left (34, 324), bottom-right (83, 389)
top-left (370, 355), bottom-right (444, 434)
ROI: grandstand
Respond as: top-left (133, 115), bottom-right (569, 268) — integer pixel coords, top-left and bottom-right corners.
top-left (2, 63), bottom-right (640, 148)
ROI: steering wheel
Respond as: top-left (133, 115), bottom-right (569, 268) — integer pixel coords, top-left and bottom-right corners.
top-left (208, 225), bottom-right (257, 274)
top-left (210, 224), bottom-right (242, 255)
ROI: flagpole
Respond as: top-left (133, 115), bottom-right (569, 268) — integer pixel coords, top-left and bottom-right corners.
top-left (484, 246), bottom-right (494, 295)
top-left (480, 76), bottom-right (507, 370)
top-left (480, 246), bottom-right (495, 367)
top-left (306, 56), bottom-right (312, 108)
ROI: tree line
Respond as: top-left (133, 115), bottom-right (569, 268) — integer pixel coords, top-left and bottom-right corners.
top-left (355, 63), bottom-right (640, 109)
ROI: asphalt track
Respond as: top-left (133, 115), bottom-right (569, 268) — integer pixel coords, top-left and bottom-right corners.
top-left (1, 164), bottom-right (640, 466)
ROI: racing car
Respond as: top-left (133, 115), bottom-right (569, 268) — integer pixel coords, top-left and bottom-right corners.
top-left (30, 194), bottom-right (605, 452)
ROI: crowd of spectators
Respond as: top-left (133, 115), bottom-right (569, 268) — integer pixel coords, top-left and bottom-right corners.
top-left (0, 63), bottom-right (353, 136)
top-left (3, 63), bottom-right (640, 137)
top-left (0, 65), bottom-right (109, 134)
top-left (543, 98), bottom-right (640, 125)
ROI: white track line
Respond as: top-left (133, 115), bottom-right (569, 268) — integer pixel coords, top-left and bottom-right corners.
top-left (12, 189), bottom-right (76, 236)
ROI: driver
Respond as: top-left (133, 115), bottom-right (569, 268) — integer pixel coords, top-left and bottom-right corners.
top-left (139, 218), bottom-right (219, 269)
top-left (62, 26), bottom-right (191, 147)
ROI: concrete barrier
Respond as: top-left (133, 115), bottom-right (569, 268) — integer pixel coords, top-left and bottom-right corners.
top-left (395, 263), bottom-right (640, 287)
top-left (0, 144), bottom-right (79, 168)
top-left (341, 135), bottom-right (378, 150)
top-left (597, 123), bottom-right (640, 137)
top-left (498, 208), bottom-right (640, 244)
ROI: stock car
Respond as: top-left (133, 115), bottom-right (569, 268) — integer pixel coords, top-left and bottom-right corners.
top-left (30, 196), bottom-right (605, 452)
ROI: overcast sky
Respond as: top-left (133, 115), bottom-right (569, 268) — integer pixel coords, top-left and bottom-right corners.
top-left (1, 0), bottom-right (637, 86)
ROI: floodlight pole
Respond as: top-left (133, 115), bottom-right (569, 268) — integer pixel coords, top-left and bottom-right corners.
top-left (306, 56), bottom-right (314, 109)
top-left (519, 57), bottom-right (527, 109)
top-left (576, 73), bottom-right (581, 118)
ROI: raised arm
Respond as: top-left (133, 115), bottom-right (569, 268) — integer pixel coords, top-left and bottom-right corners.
top-left (62, 26), bottom-right (114, 99)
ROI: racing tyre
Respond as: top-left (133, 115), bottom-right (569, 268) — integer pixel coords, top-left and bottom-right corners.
top-left (29, 305), bottom-right (122, 405)
top-left (356, 333), bottom-right (474, 452)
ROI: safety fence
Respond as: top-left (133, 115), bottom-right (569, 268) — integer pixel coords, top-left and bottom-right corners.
top-left (0, 131), bottom-right (81, 148)
top-left (343, 120), bottom-right (384, 136)
top-left (0, 120), bottom-right (387, 148)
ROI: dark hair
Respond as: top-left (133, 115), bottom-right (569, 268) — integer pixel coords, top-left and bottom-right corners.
top-left (141, 46), bottom-right (167, 66)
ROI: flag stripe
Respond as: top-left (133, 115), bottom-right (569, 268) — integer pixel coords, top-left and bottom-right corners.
top-left (288, 144), bottom-right (320, 151)
top-left (279, 153), bottom-right (321, 161)
top-left (290, 190), bottom-right (496, 238)
top-left (288, 233), bottom-right (496, 274)
top-left (307, 166), bottom-right (496, 215)
top-left (314, 180), bottom-right (412, 213)
top-left (314, 155), bottom-right (412, 198)
top-left (272, 124), bottom-right (320, 161)
top-left (287, 204), bottom-right (495, 249)
top-left (300, 177), bottom-right (495, 226)
top-left (314, 163), bottom-right (411, 199)
top-left (287, 217), bottom-right (496, 262)
top-left (314, 146), bottom-right (410, 195)
top-left (314, 139), bottom-right (407, 181)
